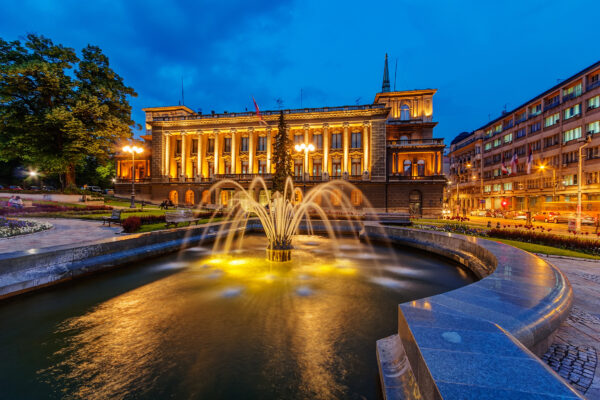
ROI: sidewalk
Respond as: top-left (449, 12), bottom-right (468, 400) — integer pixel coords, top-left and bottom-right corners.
top-left (538, 254), bottom-right (600, 398)
top-left (0, 218), bottom-right (123, 254)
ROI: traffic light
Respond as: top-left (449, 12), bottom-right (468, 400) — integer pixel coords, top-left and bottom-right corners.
top-left (501, 200), bottom-right (508, 207)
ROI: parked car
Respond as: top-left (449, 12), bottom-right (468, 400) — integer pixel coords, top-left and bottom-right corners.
top-left (442, 208), bottom-right (451, 217)
top-left (513, 211), bottom-right (528, 220)
top-left (29, 186), bottom-right (40, 190)
top-left (42, 185), bottom-right (55, 191)
top-left (0, 184), bottom-right (4, 190)
top-left (533, 212), bottom-right (560, 223)
top-left (551, 213), bottom-right (595, 225)
top-left (469, 209), bottom-right (487, 217)
top-left (87, 186), bottom-right (102, 193)
top-left (9, 185), bottom-right (22, 190)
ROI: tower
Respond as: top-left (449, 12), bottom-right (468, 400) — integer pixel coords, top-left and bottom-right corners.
top-left (382, 53), bottom-right (391, 93)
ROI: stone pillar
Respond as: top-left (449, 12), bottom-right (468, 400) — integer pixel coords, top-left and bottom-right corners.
top-left (197, 131), bottom-right (204, 179)
top-left (214, 130), bottom-right (220, 176)
top-left (343, 122), bottom-right (349, 174)
top-left (304, 124), bottom-right (309, 178)
top-left (363, 122), bottom-right (369, 175)
top-left (266, 127), bottom-right (272, 173)
top-left (181, 132), bottom-right (186, 180)
top-left (249, 128), bottom-right (255, 174)
top-left (323, 123), bottom-right (329, 179)
top-left (231, 129), bottom-right (237, 174)
top-left (164, 134), bottom-right (170, 178)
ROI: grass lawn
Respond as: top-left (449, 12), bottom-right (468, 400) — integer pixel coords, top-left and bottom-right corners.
top-left (137, 218), bottom-right (220, 233)
top-left (104, 198), bottom-right (160, 209)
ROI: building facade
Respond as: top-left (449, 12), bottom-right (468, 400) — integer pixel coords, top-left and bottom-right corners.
top-left (448, 61), bottom-right (600, 214)
top-left (115, 57), bottom-right (446, 217)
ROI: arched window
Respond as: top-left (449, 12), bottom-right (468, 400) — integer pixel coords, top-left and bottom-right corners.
top-left (417, 160), bottom-right (426, 177)
top-left (169, 190), bottom-right (179, 205)
top-left (185, 190), bottom-right (194, 206)
top-left (330, 189), bottom-right (342, 206)
top-left (201, 190), bottom-right (211, 204)
top-left (403, 160), bottom-right (412, 176)
top-left (400, 135), bottom-right (409, 145)
top-left (400, 104), bottom-right (410, 121)
top-left (351, 189), bottom-right (362, 206)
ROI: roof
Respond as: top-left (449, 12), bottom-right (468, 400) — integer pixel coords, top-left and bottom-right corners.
top-left (450, 131), bottom-right (473, 145)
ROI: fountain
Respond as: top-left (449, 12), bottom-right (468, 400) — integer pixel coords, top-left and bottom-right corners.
top-left (206, 177), bottom-right (368, 262)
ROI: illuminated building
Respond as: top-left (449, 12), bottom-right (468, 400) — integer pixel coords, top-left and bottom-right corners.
top-left (115, 55), bottom-right (446, 217)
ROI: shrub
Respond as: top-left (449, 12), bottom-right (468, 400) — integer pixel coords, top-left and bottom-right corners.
top-left (488, 228), bottom-right (600, 255)
top-left (122, 216), bottom-right (142, 233)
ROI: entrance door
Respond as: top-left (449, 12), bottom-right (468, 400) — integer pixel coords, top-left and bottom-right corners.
top-left (409, 190), bottom-right (422, 218)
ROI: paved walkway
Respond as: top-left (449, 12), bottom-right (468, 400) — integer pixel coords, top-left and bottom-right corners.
top-left (538, 254), bottom-right (600, 399)
top-left (0, 218), bottom-right (122, 254)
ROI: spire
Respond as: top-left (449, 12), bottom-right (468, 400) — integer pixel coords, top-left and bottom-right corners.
top-left (381, 53), bottom-right (390, 93)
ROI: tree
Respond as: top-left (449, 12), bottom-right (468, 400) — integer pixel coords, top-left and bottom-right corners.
top-left (0, 34), bottom-right (137, 188)
top-left (271, 111), bottom-right (293, 194)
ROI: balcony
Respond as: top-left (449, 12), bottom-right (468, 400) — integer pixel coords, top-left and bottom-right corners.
top-left (543, 100), bottom-right (560, 111)
top-left (387, 139), bottom-right (444, 147)
top-left (388, 174), bottom-right (446, 181)
top-left (515, 116), bottom-right (527, 124)
top-left (214, 173), bottom-right (272, 181)
top-left (587, 81), bottom-right (600, 91)
top-left (116, 178), bottom-right (151, 184)
top-left (562, 92), bottom-right (580, 102)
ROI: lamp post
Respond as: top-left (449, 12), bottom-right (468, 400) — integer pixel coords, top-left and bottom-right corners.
top-left (122, 145), bottom-right (144, 208)
top-left (576, 135), bottom-right (592, 231)
top-left (294, 143), bottom-right (315, 181)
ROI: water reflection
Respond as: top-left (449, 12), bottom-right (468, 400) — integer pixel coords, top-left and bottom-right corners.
top-left (0, 235), bottom-right (475, 399)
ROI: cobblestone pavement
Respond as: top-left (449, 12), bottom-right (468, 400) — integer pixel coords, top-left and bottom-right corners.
top-left (0, 218), bottom-right (123, 254)
top-left (538, 254), bottom-right (600, 398)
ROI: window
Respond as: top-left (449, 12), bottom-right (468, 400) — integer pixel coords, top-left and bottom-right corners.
top-left (351, 132), bottom-right (362, 148)
top-left (400, 135), bottom-right (409, 144)
top-left (588, 121), bottom-right (600, 134)
top-left (223, 137), bottom-right (231, 153)
top-left (175, 139), bottom-right (182, 155)
top-left (515, 111), bottom-right (526, 123)
top-left (544, 134), bottom-right (559, 148)
top-left (312, 159), bottom-right (322, 177)
top-left (258, 160), bottom-right (267, 174)
top-left (529, 103), bottom-right (541, 116)
top-left (331, 159), bottom-right (341, 177)
top-left (207, 138), bottom-right (215, 153)
top-left (529, 122), bottom-right (541, 134)
top-left (239, 137), bottom-right (248, 152)
top-left (331, 133), bottom-right (342, 149)
top-left (493, 138), bottom-right (501, 147)
top-left (313, 134), bottom-right (323, 149)
top-left (400, 104), bottom-right (410, 120)
top-left (484, 142), bottom-right (492, 151)
top-left (403, 160), bottom-right (412, 176)
top-left (493, 184), bottom-right (501, 191)
top-left (191, 139), bottom-right (198, 154)
top-left (224, 161), bottom-right (231, 174)
top-left (532, 140), bottom-right (542, 151)
top-left (563, 127), bottom-right (582, 143)
top-left (257, 136), bottom-right (267, 152)
top-left (516, 146), bottom-right (526, 156)
top-left (503, 182), bottom-right (512, 191)
top-left (350, 189), bottom-right (362, 206)
top-left (351, 158), bottom-right (361, 175)
top-left (241, 161), bottom-right (249, 174)
top-left (503, 133), bottom-right (512, 144)
top-left (516, 128), bottom-right (526, 138)
top-left (562, 83), bottom-right (582, 100)
top-left (564, 104), bottom-right (581, 120)
top-left (484, 185), bottom-right (491, 193)
top-left (294, 160), bottom-right (303, 177)
top-left (208, 164), bottom-right (214, 177)
top-left (494, 124), bottom-right (502, 133)
top-left (563, 175), bottom-right (576, 186)
top-left (417, 160), bottom-right (425, 176)
top-left (294, 134), bottom-right (303, 145)
top-left (544, 113), bottom-right (560, 127)
top-left (589, 96), bottom-right (600, 110)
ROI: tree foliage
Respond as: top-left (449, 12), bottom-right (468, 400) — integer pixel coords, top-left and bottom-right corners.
top-left (0, 34), bottom-right (138, 187)
top-left (271, 111), bottom-right (293, 194)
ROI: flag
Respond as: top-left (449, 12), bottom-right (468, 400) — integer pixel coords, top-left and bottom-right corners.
top-left (252, 97), bottom-right (267, 126)
top-left (526, 144), bottom-right (533, 174)
top-left (501, 153), bottom-right (508, 175)
top-left (511, 152), bottom-right (518, 175)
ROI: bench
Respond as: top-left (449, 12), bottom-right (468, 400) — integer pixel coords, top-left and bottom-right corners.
top-left (102, 209), bottom-right (122, 226)
top-left (165, 209), bottom-right (201, 228)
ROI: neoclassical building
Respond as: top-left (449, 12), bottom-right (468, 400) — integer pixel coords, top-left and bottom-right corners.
top-left (115, 56), bottom-right (446, 217)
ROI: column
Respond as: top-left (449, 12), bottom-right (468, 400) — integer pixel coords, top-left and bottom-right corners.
top-left (343, 122), bottom-right (349, 174)
top-left (434, 152), bottom-right (438, 175)
top-left (214, 130), bottom-right (220, 176)
top-left (181, 132), bottom-right (186, 179)
top-left (303, 124), bottom-right (309, 178)
top-left (362, 122), bottom-right (369, 175)
top-left (323, 123), bottom-right (329, 178)
top-left (164, 134), bottom-right (170, 178)
top-left (266, 127), bottom-right (272, 173)
top-left (117, 160), bottom-right (121, 178)
top-left (249, 128), bottom-right (255, 174)
top-left (231, 129), bottom-right (237, 174)
top-left (197, 131), bottom-right (203, 178)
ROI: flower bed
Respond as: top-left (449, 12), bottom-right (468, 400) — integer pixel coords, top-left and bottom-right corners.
top-left (487, 228), bottom-right (600, 255)
top-left (0, 203), bottom-right (112, 216)
top-left (0, 217), bottom-right (53, 238)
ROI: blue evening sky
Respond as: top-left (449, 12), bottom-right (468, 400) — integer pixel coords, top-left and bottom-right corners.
top-left (1, 0), bottom-right (599, 143)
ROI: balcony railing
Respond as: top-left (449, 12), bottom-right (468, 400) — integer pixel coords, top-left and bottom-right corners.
top-left (587, 81), bottom-right (600, 91)
top-left (152, 103), bottom-right (387, 121)
top-left (544, 100), bottom-right (560, 111)
top-left (214, 173), bottom-right (272, 181)
top-left (116, 178), bottom-right (151, 183)
top-left (388, 174), bottom-right (446, 181)
top-left (515, 116), bottom-right (527, 124)
top-left (387, 138), bottom-right (444, 147)
top-left (562, 93), bottom-right (579, 102)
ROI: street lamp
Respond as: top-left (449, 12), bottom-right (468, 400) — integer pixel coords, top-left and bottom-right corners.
top-left (576, 135), bottom-right (592, 231)
top-left (122, 145), bottom-right (144, 208)
top-left (294, 143), bottom-right (315, 181)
